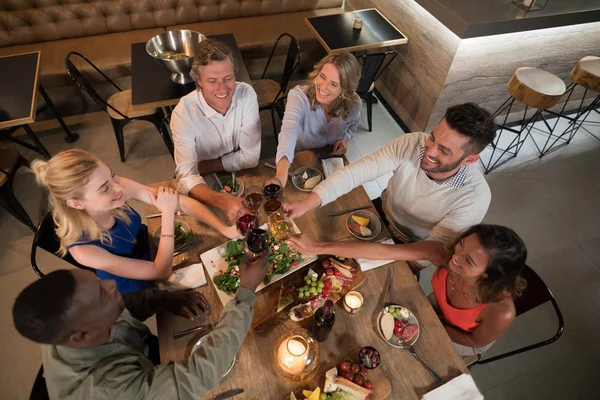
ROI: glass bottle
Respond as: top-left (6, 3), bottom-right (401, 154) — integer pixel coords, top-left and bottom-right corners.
top-left (312, 300), bottom-right (336, 342)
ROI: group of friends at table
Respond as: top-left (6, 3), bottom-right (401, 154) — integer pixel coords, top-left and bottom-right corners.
top-left (12, 38), bottom-right (528, 399)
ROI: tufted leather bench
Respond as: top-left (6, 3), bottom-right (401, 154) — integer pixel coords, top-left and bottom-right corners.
top-left (0, 0), bottom-right (343, 90)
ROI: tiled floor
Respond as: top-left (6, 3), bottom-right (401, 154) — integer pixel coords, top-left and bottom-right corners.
top-left (1, 99), bottom-right (599, 399)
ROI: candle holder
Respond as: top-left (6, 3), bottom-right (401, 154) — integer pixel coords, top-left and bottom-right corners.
top-left (343, 290), bottom-right (364, 314)
top-left (512, 0), bottom-right (548, 12)
top-left (272, 328), bottom-right (320, 384)
top-left (353, 17), bottom-right (363, 30)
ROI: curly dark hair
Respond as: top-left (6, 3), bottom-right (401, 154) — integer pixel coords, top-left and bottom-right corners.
top-left (445, 224), bottom-right (527, 303)
top-left (13, 270), bottom-right (77, 344)
top-left (445, 103), bottom-right (496, 155)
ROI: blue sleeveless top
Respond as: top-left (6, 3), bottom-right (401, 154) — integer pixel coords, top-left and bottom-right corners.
top-left (67, 207), bottom-right (154, 294)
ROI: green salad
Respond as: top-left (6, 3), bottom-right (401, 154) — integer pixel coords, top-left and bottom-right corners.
top-left (213, 237), bottom-right (304, 295)
top-left (174, 223), bottom-right (192, 248)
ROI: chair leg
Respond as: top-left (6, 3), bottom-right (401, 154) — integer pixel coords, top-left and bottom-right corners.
top-left (271, 108), bottom-right (279, 146)
top-left (367, 94), bottom-right (373, 132)
top-left (22, 125), bottom-right (51, 159)
top-left (0, 186), bottom-right (36, 231)
top-left (38, 84), bottom-right (79, 143)
top-left (110, 118), bottom-right (127, 162)
top-left (150, 113), bottom-right (174, 158)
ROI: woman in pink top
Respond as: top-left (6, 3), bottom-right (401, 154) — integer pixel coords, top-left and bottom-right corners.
top-left (288, 224), bottom-right (527, 356)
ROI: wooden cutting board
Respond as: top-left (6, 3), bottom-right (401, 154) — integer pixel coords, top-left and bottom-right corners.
top-left (283, 349), bottom-right (392, 400)
top-left (252, 257), bottom-right (365, 330)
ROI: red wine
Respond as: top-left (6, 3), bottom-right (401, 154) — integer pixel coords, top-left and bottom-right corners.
top-left (236, 214), bottom-right (258, 235)
top-left (263, 183), bottom-right (281, 197)
top-left (264, 197), bottom-right (282, 213)
top-left (245, 193), bottom-right (263, 212)
top-left (312, 300), bottom-right (336, 342)
top-left (246, 228), bottom-right (268, 254)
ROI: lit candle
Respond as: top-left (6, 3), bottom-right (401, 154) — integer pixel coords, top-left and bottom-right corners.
top-left (344, 291), bottom-right (364, 314)
top-left (353, 17), bottom-right (363, 30)
top-left (277, 335), bottom-right (308, 375)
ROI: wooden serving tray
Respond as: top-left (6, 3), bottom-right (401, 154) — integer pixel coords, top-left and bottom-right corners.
top-left (252, 256), bottom-right (365, 330)
top-left (284, 349), bottom-right (392, 400)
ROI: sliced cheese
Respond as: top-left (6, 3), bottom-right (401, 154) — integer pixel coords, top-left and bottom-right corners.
top-left (351, 215), bottom-right (370, 227)
top-left (290, 392), bottom-right (297, 400)
top-left (324, 367), bottom-right (339, 393)
top-left (307, 387), bottom-right (321, 400)
top-left (302, 389), bottom-right (313, 398)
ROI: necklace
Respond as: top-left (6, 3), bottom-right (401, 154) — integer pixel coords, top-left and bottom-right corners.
top-left (110, 222), bottom-right (137, 245)
top-left (447, 270), bottom-right (478, 300)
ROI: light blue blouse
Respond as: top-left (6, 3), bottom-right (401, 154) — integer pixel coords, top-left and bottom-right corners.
top-left (275, 85), bottom-right (362, 164)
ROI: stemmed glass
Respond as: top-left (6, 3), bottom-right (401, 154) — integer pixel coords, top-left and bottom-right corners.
top-left (246, 228), bottom-right (269, 257)
top-left (244, 185), bottom-right (264, 213)
top-left (236, 209), bottom-right (259, 236)
top-left (263, 177), bottom-right (283, 200)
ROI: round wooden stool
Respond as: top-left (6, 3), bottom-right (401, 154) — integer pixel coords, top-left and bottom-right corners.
top-left (481, 67), bottom-right (566, 173)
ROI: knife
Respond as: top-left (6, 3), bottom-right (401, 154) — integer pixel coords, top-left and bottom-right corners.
top-left (172, 321), bottom-right (217, 339)
top-left (383, 265), bottom-right (394, 306)
top-left (328, 205), bottom-right (373, 217)
top-left (212, 388), bottom-right (244, 400)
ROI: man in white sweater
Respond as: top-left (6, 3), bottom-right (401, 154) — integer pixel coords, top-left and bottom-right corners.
top-left (285, 103), bottom-right (496, 272)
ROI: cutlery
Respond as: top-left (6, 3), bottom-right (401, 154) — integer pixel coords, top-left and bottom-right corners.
top-left (231, 171), bottom-right (236, 190)
top-left (146, 211), bottom-right (185, 219)
top-left (172, 321), bottom-right (217, 339)
top-left (383, 265), bottom-right (394, 306)
top-left (308, 153), bottom-right (320, 167)
top-left (328, 205), bottom-right (373, 217)
top-left (212, 388), bottom-right (244, 400)
top-left (213, 173), bottom-right (224, 190)
top-left (264, 162), bottom-right (293, 176)
top-left (408, 346), bottom-right (442, 382)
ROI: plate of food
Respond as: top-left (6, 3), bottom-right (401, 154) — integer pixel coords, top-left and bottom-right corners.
top-left (291, 167), bottom-right (324, 192)
top-left (346, 211), bottom-right (382, 241)
top-left (201, 221), bottom-right (318, 306)
top-left (152, 220), bottom-right (192, 252)
top-left (209, 173), bottom-right (244, 196)
top-left (377, 305), bottom-right (420, 348)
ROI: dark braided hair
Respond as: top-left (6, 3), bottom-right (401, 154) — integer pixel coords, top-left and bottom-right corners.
top-left (13, 270), bottom-right (77, 343)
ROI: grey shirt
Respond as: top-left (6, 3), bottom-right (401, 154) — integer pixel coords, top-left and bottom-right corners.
top-left (42, 288), bottom-right (256, 400)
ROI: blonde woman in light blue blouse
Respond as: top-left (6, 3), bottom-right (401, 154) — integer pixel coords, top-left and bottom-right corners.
top-left (274, 53), bottom-right (362, 185)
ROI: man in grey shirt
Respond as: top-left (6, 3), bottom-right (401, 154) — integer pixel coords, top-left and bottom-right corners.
top-left (13, 253), bottom-right (268, 399)
top-left (285, 103), bottom-right (496, 273)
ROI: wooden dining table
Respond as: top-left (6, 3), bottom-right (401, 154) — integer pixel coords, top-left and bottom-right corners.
top-left (146, 150), bottom-right (468, 399)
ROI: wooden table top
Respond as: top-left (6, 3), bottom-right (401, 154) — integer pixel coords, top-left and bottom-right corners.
top-left (146, 150), bottom-right (467, 399)
top-left (305, 9), bottom-right (408, 54)
top-left (0, 51), bottom-right (40, 130)
top-left (131, 33), bottom-right (250, 108)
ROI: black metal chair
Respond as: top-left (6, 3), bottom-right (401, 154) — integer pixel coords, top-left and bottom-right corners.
top-left (31, 212), bottom-right (95, 277)
top-left (356, 51), bottom-right (397, 132)
top-left (468, 264), bottom-right (564, 367)
top-left (0, 148), bottom-right (35, 231)
top-left (29, 365), bottom-right (49, 400)
top-left (251, 34), bottom-right (301, 143)
top-left (159, 115), bottom-right (175, 159)
top-left (65, 52), bottom-right (172, 162)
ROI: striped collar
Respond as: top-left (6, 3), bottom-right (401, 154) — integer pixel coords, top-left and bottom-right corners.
top-left (418, 147), bottom-right (468, 189)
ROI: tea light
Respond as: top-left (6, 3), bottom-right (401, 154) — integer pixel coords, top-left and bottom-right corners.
top-left (276, 335), bottom-right (309, 376)
top-left (344, 291), bottom-right (364, 314)
top-left (353, 17), bottom-right (363, 30)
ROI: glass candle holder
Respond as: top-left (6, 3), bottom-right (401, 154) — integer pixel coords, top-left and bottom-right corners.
top-left (343, 290), bottom-right (364, 314)
top-left (272, 328), bottom-right (320, 384)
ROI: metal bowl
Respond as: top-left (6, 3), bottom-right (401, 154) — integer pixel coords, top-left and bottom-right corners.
top-left (346, 210), bottom-right (382, 241)
top-left (146, 30), bottom-right (206, 84)
top-left (291, 167), bottom-right (324, 193)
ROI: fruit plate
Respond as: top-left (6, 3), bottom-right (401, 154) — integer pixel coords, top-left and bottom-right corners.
top-left (377, 305), bottom-right (421, 348)
top-left (201, 220), bottom-right (318, 307)
top-left (346, 210), bottom-right (382, 241)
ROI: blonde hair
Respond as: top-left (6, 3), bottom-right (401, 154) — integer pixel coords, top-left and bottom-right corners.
top-left (31, 149), bottom-right (130, 256)
top-left (304, 52), bottom-right (361, 120)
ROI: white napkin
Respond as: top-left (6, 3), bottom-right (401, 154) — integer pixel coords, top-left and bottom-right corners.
top-left (422, 374), bottom-right (483, 400)
top-left (355, 238), bottom-right (396, 271)
top-left (159, 263), bottom-right (207, 290)
top-left (321, 157), bottom-right (344, 178)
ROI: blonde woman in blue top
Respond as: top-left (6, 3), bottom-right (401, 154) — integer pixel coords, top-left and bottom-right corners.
top-left (274, 53), bottom-right (362, 185)
top-left (32, 149), bottom-right (239, 294)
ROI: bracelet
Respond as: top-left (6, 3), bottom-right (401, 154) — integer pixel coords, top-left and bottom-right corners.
top-left (160, 234), bottom-right (175, 238)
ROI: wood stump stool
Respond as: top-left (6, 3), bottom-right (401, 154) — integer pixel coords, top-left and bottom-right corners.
top-left (481, 67), bottom-right (566, 173)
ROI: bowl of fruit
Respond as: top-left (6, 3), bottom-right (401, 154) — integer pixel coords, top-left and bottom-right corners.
top-left (346, 211), bottom-right (381, 241)
top-left (357, 346), bottom-right (380, 370)
top-left (291, 167), bottom-right (324, 192)
top-left (377, 305), bottom-right (420, 348)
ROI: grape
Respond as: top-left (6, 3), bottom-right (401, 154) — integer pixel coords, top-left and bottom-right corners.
top-left (318, 287), bottom-right (323, 293)
top-left (310, 288), bottom-right (317, 295)
top-left (311, 275), bottom-right (317, 282)
top-left (310, 281), bottom-right (317, 287)
top-left (317, 282), bottom-right (324, 288)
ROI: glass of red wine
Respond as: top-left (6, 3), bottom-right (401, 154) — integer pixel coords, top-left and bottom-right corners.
top-left (263, 195), bottom-right (282, 215)
top-left (236, 209), bottom-right (259, 236)
top-left (244, 185), bottom-right (264, 213)
top-left (246, 228), bottom-right (269, 256)
top-left (263, 177), bottom-right (283, 201)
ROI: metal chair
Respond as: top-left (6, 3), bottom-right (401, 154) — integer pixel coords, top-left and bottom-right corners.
top-left (65, 52), bottom-right (172, 162)
top-left (31, 212), bottom-right (95, 277)
top-left (356, 51), bottom-right (397, 132)
top-left (251, 34), bottom-right (301, 143)
top-left (159, 115), bottom-right (175, 159)
top-left (0, 148), bottom-right (35, 231)
top-left (468, 264), bottom-right (564, 367)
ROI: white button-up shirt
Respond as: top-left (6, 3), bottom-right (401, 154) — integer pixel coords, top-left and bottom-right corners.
top-left (171, 82), bottom-right (261, 195)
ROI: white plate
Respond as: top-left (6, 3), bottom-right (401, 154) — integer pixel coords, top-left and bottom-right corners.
top-left (201, 221), bottom-right (318, 306)
top-left (376, 304), bottom-right (421, 348)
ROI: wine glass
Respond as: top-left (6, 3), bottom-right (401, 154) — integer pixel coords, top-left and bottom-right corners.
top-left (268, 211), bottom-right (294, 241)
top-left (246, 228), bottom-right (269, 256)
top-left (263, 195), bottom-right (282, 215)
top-left (244, 185), bottom-right (264, 213)
top-left (236, 209), bottom-right (259, 236)
top-left (263, 177), bottom-right (283, 200)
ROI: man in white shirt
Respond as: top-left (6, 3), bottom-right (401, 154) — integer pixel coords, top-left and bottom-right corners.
top-left (171, 39), bottom-right (261, 219)
top-left (285, 103), bottom-right (496, 273)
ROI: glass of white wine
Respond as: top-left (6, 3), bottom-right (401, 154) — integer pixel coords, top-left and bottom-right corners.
top-left (268, 211), bottom-right (294, 241)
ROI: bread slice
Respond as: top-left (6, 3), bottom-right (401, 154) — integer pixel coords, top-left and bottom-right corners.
top-left (334, 377), bottom-right (372, 400)
top-left (380, 312), bottom-right (395, 341)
